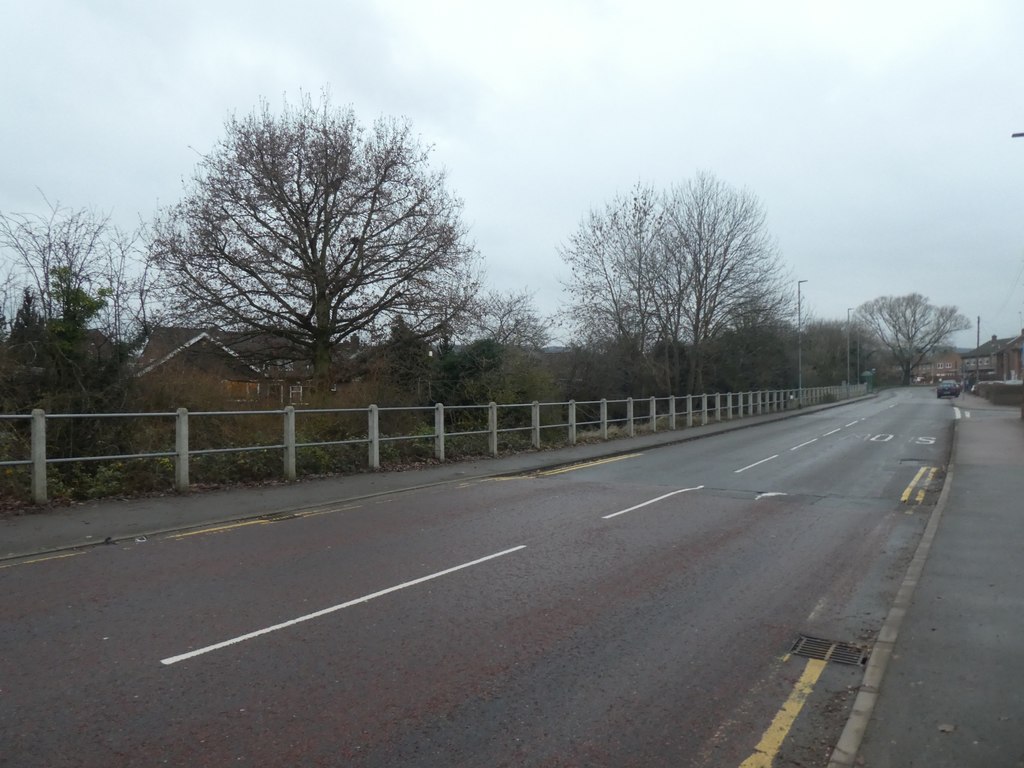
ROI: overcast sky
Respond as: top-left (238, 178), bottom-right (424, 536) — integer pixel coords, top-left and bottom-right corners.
top-left (3, 0), bottom-right (1023, 348)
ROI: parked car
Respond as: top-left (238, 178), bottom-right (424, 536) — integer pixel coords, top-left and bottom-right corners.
top-left (936, 380), bottom-right (960, 398)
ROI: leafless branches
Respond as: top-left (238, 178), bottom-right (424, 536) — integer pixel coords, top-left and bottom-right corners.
top-left (559, 174), bottom-right (787, 393)
top-left (149, 93), bottom-right (480, 383)
top-left (857, 294), bottom-right (969, 384)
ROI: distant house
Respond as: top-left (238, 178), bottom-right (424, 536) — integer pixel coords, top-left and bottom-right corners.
top-left (135, 327), bottom-right (362, 404)
top-left (914, 348), bottom-right (962, 383)
top-left (960, 331), bottom-right (1024, 384)
top-left (136, 327), bottom-right (307, 404)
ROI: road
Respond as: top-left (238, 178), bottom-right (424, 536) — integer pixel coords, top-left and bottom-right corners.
top-left (0, 388), bottom-right (955, 767)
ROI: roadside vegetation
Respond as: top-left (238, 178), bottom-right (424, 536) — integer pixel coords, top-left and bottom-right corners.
top-left (0, 93), bottom-right (964, 506)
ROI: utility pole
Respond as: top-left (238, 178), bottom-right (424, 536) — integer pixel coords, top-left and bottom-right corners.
top-left (847, 308), bottom-right (853, 398)
top-left (797, 279), bottom-right (807, 405)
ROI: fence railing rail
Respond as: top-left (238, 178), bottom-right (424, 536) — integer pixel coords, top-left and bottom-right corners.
top-left (1, 384), bottom-right (867, 503)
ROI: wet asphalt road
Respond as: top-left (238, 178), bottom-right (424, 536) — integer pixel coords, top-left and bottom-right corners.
top-left (0, 389), bottom-right (954, 767)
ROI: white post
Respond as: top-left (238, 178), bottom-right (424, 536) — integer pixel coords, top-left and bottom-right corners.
top-left (568, 400), bottom-right (577, 445)
top-left (283, 405), bottom-right (296, 481)
top-left (649, 396), bottom-right (657, 432)
top-left (434, 402), bottom-right (445, 462)
top-left (31, 409), bottom-right (46, 504)
top-left (368, 404), bottom-right (380, 469)
top-left (488, 402), bottom-right (498, 457)
top-left (669, 396), bottom-right (677, 430)
top-left (175, 407), bottom-right (189, 493)
top-left (701, 395), bottom-right (708, 425)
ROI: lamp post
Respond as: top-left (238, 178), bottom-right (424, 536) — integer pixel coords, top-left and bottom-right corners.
top-left (847, 307), bottom-right (854, 398)
top-left (797, 279), bottom-right (807, 405)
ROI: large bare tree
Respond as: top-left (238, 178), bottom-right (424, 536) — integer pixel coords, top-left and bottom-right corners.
top-left (857, 294), bottom-right (969, 385)
top-left (559, 183), bottom-right (663, 392)
top-left (150, 93), bottom-right (479, 385)
top-left (662, 172), bottom-right (788, 393)
top-left (560, 174), bottom-right (787, 395)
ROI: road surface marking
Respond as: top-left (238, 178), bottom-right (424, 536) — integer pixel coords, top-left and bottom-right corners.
top-left (538, 453), bottom-right (643, 476)
top-left (900, 467), bottom-right (928, 503)
top-left (823, 428), bottom-right (842, 436)
top-left (169, 520), bottom-right (269, 539)
top-left (738, 658), bottom-right (826, 767)
top-left (602, 486), bottom-right (704, 519)
top-left (790, 438), bottom-right (818, 451)
top-left (844, 421), bottom-right (860, 427)
top-left (806, 595), bottom-right (831, 622)
top-left (160, 545), bottom-right (527, 665)
top-left (0, 551), bottom-right (85, 569)
top-left (900, 466), bottom-right (938, 508)
top-left (735, 455), bottom-right (779, 473)
top-left (755, 492), bottom-right (787, 500)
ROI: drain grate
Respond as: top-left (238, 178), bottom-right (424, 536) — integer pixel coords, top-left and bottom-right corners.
top-left (791, 634), bottom-right (869, 666)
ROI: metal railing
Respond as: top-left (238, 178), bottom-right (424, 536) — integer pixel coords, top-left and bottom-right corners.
top-left (0, 384), bottom-right (867, 503)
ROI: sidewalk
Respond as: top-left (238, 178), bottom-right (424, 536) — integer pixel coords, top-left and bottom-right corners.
top-left (0, 397), bottom-right (869, 561)
top-left (845, 393), bottom-right (1024, 766)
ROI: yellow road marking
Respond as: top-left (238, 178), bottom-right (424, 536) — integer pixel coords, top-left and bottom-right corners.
top-left (537, 453), bottom-right (643, 476)
top-left (739, 658), bottom-right (826, 767)
top-left (900, 467), bottom-right (928, 503)
top-left (0, 551), bottom-right (85, 569)
top-left (901, 466), bottom-right (939, 510)
top-left (169, 520), bottom-right (269, 539)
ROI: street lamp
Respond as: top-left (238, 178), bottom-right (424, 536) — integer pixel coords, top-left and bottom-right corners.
top-left (797, 279), bottom-right (808, 405)
top-left (847, 307), bottom-right (854, 398)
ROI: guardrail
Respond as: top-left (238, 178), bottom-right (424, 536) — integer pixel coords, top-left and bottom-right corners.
top-left (1, 384), bottom-right (867, 503)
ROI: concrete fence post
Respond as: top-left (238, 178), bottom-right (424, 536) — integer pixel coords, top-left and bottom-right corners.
top-left (31, 409), bottom-right (46, 504)
top-left (715, 393), bottom-right (721, 422)
top-left (368, 404), bottom-right (380, 469)
top-left (686, 394), bottom-right (693, 428)
top-left (649, 396), bottom-right (657, 432)
top-left (568, 400), bottom-right (577, 445)
top-left (283, 406), bottom-right (296, 481)
top-left (600, 399), bottom-right (608, 439)
top-left (627, 397), bottom-right (635, 437)
top-left (175, 407), bottom-right (189, 493)
top-left (531, 401), bottom-right (541, 449)
top-left (669, 396), bottom-right (677, 430)
top-left (701, 394), bottom-right (709, 426)
top-left (434, 403), bottom-right (445, 462)
top-left (488, 402), bottom-right (498, 457)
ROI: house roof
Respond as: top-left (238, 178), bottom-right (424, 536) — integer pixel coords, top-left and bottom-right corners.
top-left (136, 327), bottom-right (263, 379)
top-left (961, 331), bottom-right (1024, 358)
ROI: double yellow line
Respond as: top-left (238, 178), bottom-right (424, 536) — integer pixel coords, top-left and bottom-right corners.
top-left (535, 453), bottom-right (643, 477)
top-left (901, 466), bottom-right (938, 506)
top-left (739, 658), bottom-right (827, 767)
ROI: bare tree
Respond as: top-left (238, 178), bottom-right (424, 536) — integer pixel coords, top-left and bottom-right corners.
top-left (559, 183), bottom-right (663, 392)
top-left (149, 92), bottom-right (480, 385)
top-left (465, 288), bottom-right (553, 349)
top-left (857, 294), bottom-right (969, 385)
top-left (0, 198), bottom-right (149, 348)
top-left (663, 172), bottom-right (788, 393)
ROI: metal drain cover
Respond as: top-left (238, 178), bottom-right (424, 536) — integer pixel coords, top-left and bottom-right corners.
top-left (791, 634), bottom-right (869, 666)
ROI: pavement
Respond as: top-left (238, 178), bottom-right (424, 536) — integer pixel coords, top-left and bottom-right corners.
top-left (3, 389), bottom-right (1023, 766)
top-left (840, 392), bottom-right (1024, 767)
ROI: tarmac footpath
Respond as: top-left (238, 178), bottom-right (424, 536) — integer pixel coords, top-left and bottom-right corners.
top-left (833, 394), bottom-right (1024, 767)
